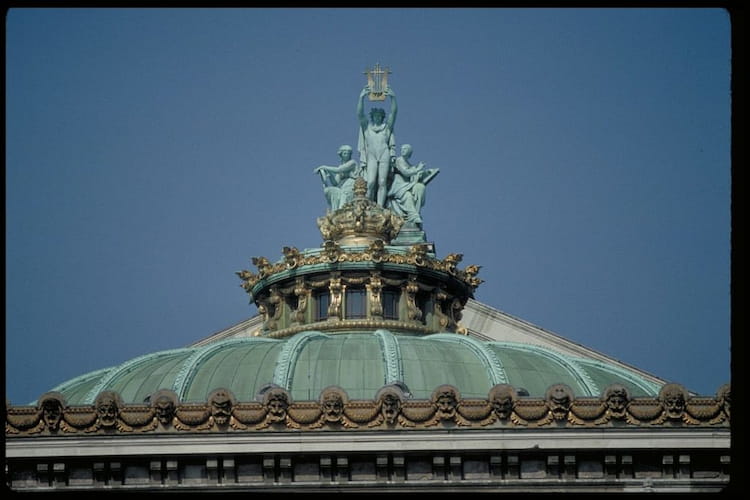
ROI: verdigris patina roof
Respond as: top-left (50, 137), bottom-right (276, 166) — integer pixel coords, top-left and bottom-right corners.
top-left (42, 330), bottom-right (662, 406)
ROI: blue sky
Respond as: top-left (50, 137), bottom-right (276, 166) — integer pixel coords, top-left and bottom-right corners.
top-left (5, 8), bottom-right (731, 404)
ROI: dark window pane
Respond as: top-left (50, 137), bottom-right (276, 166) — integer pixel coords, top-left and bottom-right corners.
top-left (417, 293), bottom-right (431, 325)
top-left (383, 290), bottom-right (399, 320)
top-left (345, 289), bottom-right (366, 319)
top-left (316, 292), bottom-right (330, 321)
top-left (286, 295), bottom-right (299, 311)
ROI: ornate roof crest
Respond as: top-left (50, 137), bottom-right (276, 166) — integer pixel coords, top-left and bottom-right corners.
top-left (317, 177), bottom-right (404, 245)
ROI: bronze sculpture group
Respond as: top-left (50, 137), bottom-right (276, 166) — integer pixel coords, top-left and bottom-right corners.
top-left (316, 76), bottom-right (439, 229)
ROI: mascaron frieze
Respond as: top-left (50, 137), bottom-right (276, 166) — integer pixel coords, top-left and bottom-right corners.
top-left (6, 383), bottom-right (729, 436)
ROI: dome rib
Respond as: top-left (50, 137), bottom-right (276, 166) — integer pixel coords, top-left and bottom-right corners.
top-left (572, 357), bottom-right (662, 396)
top-left (374, 329), bottom-right (404, 384)
top-left (273, 331), bottom-right (329, 390)
top-left (172, 338), bottom-right (278, 401)
top-left (429, 333), bottom-right (508, 385)
top-left (42, 366), bottom-right (115, 405)
top-left (83, 349), bottom-right (192, 404)
top-left (491, 342), bottom-right (599, 396)
top-left (44, 330), bottom-right (664, 406)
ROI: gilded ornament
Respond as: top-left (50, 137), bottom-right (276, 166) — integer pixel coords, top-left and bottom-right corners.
top-left (292, 278), bottom-right (309, 325)
top-left (252, 256), bottom-right (272, 277)
top-left (367, 273), bottom-right (384, 318)
top-left (367, 239), bottom-right (386, 262)
top-left (443, 253), bottom-right (463, 274)
top-left (283, 246), bottom-right (302, 269)
top-left (328, 278), bottom-right (343, 320)
top-left (404, 276), bottom-right (422, 322)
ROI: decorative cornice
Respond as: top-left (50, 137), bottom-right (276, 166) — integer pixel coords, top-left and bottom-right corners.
top-left (5, 428), bottom-right (731, 459)
top-left (5, 383), bottom-right (729, 437)
top-left (266, 319), bottom-right (436, 339)
top-left (237, 243), bottom-right (482, 300)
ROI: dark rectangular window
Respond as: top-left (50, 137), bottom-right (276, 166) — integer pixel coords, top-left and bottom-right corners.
top-left (286, 295), bottom-right (299, 311)
top-left (315, 292), bottom-right (330, 321)
top-left (417, 293), bottom-right (431, 325)
top-left (382, 290), bottom-right (399, 320)
top-left (345, 289), bottom-right (367, 319)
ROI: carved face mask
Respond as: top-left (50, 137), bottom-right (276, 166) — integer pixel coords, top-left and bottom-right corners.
top-left (492, 395), bottom-right (513, 419)
top-left (155, 396), bottom-right (176, 426)
top-left (605, 387), bottom-right (629, 416)
top-left (322, 394), bottom-right (344, 421)
top-left (41, 399), bottom-right (63, 430)
top-left (663, 390), bottom-right (686, 419)
top-left (210, 393), bottom-right (233, 426)
top-left (97, 398), bottom-right (118, 428)
top-left (548, 385), bottom-right (572, 420)
top-left (436, 391), bottom-right (457, 416)
top-left (267, 393), bottom-right (289, 422)
top-left (381, 393), bottom-right (402, 424)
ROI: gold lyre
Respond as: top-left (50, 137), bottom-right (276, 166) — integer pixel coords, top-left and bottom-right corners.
top-left (364, 63), bottom-right (391, 101)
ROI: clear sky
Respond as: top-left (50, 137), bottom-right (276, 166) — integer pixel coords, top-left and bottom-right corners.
top-left (5, 8), bottom-right (731, 404)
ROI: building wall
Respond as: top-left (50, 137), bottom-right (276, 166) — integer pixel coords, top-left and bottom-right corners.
top-left (6, 429), bottom-right (730, 492)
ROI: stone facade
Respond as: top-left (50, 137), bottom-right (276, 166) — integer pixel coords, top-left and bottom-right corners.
top-left (7, 429), bottom-right (729, 492)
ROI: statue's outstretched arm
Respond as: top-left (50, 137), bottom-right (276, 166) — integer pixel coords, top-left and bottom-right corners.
top-left (323, 159), bottom-right (357, 175)
top-left (357, 86), bottom-right (369, 131)
top-left (385, 87), bottom-right (397, 130)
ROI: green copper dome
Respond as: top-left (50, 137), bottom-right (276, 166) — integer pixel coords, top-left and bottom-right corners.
top-left (44, 330), bottom-right (661, 406)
